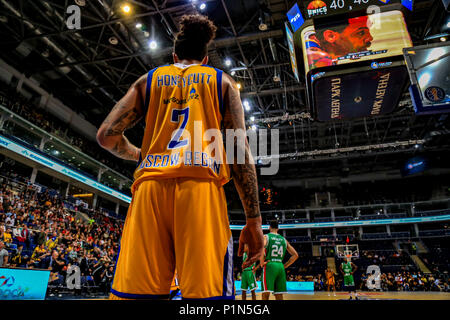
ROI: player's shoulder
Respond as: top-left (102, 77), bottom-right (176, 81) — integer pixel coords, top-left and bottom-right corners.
top-left (221, 70), bottom-right (237, 89)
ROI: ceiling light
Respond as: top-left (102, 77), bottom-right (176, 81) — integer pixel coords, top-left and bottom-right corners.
top-left (440, 37), bottom-right (447, 42)
top-left (149, 40), bottom-right (158, 50)
top-left (109, 37), bottom-right (118, 45)
top-left (251, 125), bottom-right (257, 131)
top-left (135, 23), bottom-right (142, 29)
top-left (250, 116), bottom-right (255, 121)
top-left (122, 4), bottom-right (131, 13)
top-left (231, 71), bottom-right (236, 76)
top-left (243, 100), bottom-right (250, 111)
top-left (258, 16), bottom-right (268, 31)
top-left (144, 31), bottom-right (150, 37)
top-left (236, 83), bottom-right (241, 90)
top-left (225, 58), bottom-right (232, 66)
top-left (199, 3), bottom-right (206, 10)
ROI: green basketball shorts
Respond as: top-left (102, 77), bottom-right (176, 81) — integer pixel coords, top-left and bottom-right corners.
top-left (344, 274), bottom-right (355, 287)
top-left (262, 262), bottom-right (287, 294)
top-left (241, 269), bottom-right (258, 292)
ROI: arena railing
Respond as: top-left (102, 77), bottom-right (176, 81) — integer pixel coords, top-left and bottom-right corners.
top-left (0, 104), bottom-right (132, 186)
top-left (419, 230), bottom-right (450, 237)
top-left (417, 209), bottom-right (450, 217)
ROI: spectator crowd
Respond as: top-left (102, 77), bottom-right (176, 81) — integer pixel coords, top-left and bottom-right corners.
top-left (0, 173), bottom-right (123, 296)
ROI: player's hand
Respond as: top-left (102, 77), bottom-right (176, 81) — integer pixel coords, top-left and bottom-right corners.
top-left (238, 216), bottom-right (264, 269)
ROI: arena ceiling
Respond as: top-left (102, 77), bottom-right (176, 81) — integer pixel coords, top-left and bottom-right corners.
top-left (0, 0), bottom-right (449, 181)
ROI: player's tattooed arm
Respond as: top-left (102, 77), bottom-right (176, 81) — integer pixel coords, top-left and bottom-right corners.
top-left (97, 74), bottom-right (147, 161)
top-left (222, 73), bottom-right (260, 219)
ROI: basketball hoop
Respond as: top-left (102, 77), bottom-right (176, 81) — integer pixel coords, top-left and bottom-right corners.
top-left (336, 244), bottom-right (359, 260)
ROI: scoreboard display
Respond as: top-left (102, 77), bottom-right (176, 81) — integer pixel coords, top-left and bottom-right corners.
top-left (299, 0), bottom-right (403, 19)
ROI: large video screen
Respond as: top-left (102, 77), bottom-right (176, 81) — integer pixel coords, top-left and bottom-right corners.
top-left (404, 42), bottom-right (450, 108)
top-left (285, 23), bottom-right (300, 82)
top-left (298, 10), bottom-right (412, 74)
top-left (298, 0), bottom-right (403, 19)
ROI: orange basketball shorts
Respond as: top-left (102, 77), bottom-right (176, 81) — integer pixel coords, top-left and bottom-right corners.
top-left (109, 178), bottom-right (234, 300)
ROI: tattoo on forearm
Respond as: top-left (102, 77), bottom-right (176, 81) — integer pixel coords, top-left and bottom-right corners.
top-left (103, 106), bottom-right (141, 136)
top-left (232, 163), bottom-right (261, 219)
top-left (109, 137), bottom-right (138, 161)
top-left (223, 74), bottom-right (261, 219)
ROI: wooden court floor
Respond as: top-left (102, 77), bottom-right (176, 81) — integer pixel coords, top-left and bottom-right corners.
top-left (236, 291), bottom-right (450, 300)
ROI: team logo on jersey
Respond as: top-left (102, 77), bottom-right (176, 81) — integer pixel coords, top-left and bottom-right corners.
top-left (306, 0), bottom-right (327, 17)
top-left (163, 88), bottom-right (199, 105)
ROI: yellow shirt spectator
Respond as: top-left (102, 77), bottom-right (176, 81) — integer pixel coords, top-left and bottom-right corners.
top-left (3, 232), bottom-right (12, 243)
top-left (32, 246), bottom-right (47, 261)
top-left (46, 237), bottom-right (58, 250)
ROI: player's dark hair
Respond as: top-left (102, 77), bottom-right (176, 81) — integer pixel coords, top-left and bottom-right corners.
top-left (314, 22), bottom-right (349, 42)
top-left (315, 16), bottom-right (369, 42)
top-left (174, 14), bottom-right (217, 61)
top-left (269, 220), bottom-right (279, 229)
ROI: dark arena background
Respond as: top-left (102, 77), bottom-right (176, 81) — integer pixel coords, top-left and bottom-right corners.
top-left (0, 0), bottom-right (449, 306)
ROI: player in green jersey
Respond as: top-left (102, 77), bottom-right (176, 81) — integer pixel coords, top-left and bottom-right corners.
top-left (260, 220), bottom-right (298, 300)
top-left (340, 258), bottom-right (358, 300)
top-left (241, 244), bottom-right (259, 300)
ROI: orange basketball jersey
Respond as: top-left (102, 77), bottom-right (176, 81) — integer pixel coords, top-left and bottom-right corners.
top-left (134, 64), bottom-right (231, 191)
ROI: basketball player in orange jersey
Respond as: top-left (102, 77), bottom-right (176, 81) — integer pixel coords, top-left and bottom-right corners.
top-left (325, 267), bottom-right (336, 297)
top-left (97, 14), bottom-right (264, 300)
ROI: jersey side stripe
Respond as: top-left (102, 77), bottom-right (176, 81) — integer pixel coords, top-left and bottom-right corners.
top-left (143, 67), bottom-right (158, 117)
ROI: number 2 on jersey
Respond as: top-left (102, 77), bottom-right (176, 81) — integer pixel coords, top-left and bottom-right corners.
top-left (168, 107), bottom-right (190, 150)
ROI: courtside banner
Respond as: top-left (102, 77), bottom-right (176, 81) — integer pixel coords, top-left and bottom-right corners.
top-left (297, 10), bottom-right (412, 75)
top-left (235, 281), bottom-right (314, 292)
top-left (0, 268), bottom-right (50, 300)
top-left (229, 214), bottom-right (450, 230)
top-left (0, 134), bottom-right (132, 203)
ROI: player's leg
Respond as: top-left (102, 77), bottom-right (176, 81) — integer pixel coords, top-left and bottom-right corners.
top-left (174, 178), bottom-right (234, 299)
top-left (110, 179), bottom-right (176, 300)
top-left (273, 263), bottom-right (287, 301)
top-left (261, 264), bottom-right (274, 300)
top-left (251, 288), bottom-right (257, 300)
top-left (241, 270), bottom-right (249, 300)
top-left (250, 272), bottom-right (258, 300)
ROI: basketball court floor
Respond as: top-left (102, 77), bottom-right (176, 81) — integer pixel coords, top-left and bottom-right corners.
top-left (235, 291), bottom-right (450, 300)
